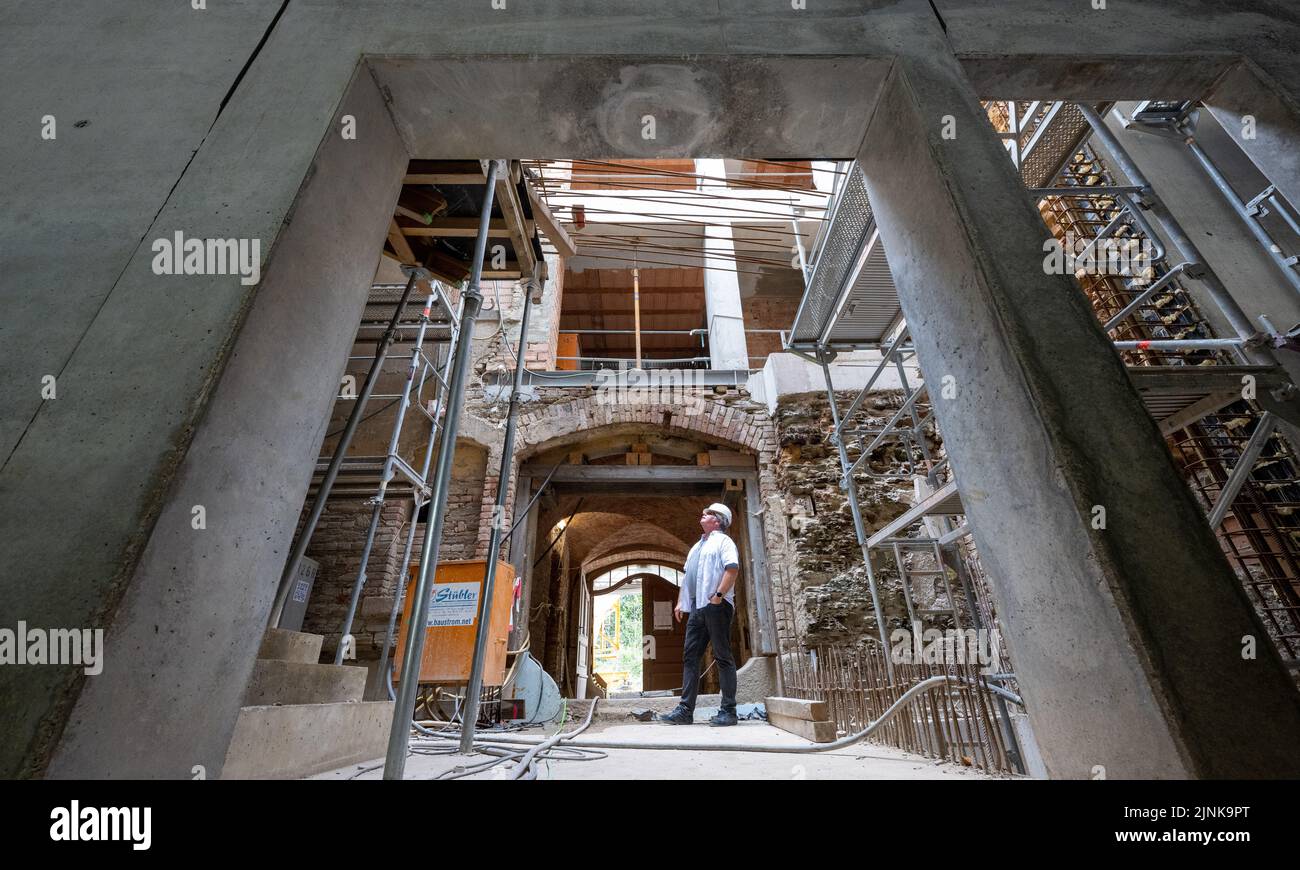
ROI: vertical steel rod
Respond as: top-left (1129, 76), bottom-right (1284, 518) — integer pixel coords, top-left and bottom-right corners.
top-left (384, 160), bottom-right (501, 779)
top-left (459, 267), bottom-right (539, 752)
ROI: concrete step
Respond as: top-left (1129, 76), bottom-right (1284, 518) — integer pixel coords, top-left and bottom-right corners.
top-left (243, 659), bottom-right (367, 706)
top-left (221, 701), bottom-right (394, 779)
top-left (258, 627), bottom-right (323, 664)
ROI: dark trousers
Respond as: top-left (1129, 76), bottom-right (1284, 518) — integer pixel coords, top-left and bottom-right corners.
top-left (680, 601), bottom-right (737, 714)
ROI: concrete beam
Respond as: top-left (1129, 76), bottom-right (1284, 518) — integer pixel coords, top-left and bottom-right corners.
top-left (1204, 59), bottom-right (1300, 217)
top-left (859, 49), bottom-right (1300, 778)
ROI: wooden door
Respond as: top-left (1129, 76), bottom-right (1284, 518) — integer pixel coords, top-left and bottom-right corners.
top-left (642, 575), bottom-right (686, 691)
top-left (574, 574), bottom-right (591, 698)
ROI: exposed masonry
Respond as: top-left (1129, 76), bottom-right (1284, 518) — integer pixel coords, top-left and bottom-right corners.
top-left (298, 384), bottom-right (790, 662)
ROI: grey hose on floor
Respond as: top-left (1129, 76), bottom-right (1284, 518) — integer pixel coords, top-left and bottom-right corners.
top-left (511, 697), bottom-right (599, 780)
top-left (418, 675), bottom-right (1012, 756)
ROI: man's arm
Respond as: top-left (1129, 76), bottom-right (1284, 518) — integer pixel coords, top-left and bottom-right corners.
top-left (713, 565), bottom-right (739, 599)
top-left (710, 536), bottom-right (741, 601)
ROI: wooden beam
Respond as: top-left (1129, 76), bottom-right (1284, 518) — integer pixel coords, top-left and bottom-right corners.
top-left (767, 710), bottom-right (836, 743)
top-left (387, 219), bottom-right (417, 265)
top-left (764, 697), bottom-right (830, 721)
top-left (401, 217), bottom-right (510, 238)
top-left (403, 171), bottom-right (486, 185)
top-left (495, 162), bottom-right (538, 278)
top-left (525, 182), bottom-right (578, 258)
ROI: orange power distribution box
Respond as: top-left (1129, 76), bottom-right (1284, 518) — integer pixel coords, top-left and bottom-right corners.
top-left (393, 559), bottom-right (516, 686)
top-left (556, 333), bottom-right (580, 370)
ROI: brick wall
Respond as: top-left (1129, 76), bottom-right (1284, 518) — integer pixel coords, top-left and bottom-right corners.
top-left (741, 294), bottom-right (800, 365)
top-left (297, 440), bottom-right (489, 661)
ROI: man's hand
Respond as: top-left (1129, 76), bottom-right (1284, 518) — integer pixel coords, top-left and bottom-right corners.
top-left (674, 605), bottom-right (684, 623)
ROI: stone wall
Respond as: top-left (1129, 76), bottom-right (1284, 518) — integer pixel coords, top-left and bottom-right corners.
top-left (770, 389), bottom-right (950, 649)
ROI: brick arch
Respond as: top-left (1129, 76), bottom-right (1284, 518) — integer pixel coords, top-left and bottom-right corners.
top-left (473, 394), bottom-right (780, 557)
top-left (582, 522), bottom-right (691, 569)
top-left (513, 393), bottom-right (770, 459)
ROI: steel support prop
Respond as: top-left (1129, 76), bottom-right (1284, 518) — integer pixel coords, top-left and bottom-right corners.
top-left (384, 160), bottom-right (502, 780)
top-left (459, 266), bottom-right (539, 753)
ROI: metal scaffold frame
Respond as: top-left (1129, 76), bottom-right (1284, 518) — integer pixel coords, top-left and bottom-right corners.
top-left (268, 269), bottom-right (460, 633)
top-left (787, 101), bottom-right (1300, 684)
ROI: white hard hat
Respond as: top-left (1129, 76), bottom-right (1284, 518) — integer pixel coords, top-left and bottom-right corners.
top-left (706, 503), bottom-right (732, 528)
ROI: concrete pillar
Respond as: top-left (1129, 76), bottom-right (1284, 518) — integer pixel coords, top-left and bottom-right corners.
top-left (37, 69), bottom-right (406, 779)
top-left (1204, 60), bottom-right (1300, 215)
top-left (859, 50), bottom-right (1300, 778)
top-left (696, 159), bottom-right (750, 371)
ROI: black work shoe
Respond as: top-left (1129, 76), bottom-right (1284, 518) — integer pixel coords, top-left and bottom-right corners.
top-left (656, 707), bottom-right (693, 725)
top-left (709, 712), bottom-right (738, 727)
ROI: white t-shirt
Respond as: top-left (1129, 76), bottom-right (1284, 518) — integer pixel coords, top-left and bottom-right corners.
top-left (678, 530), bottom-right (740, 612)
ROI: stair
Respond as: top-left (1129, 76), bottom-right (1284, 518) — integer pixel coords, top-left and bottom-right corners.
top-left (221, 628), bottom-right (394, 779)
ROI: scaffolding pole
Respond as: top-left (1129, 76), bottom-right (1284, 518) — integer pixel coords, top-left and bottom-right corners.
top-left (384, 159), bottom-right (502, 780)
top-left (459, 265), bottom-right (540, 752)
top-left (333, 284), bottom-right (442, 664)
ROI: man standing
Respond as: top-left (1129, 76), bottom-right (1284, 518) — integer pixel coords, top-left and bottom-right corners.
top-left (657, 503), bottom-right (741, 727)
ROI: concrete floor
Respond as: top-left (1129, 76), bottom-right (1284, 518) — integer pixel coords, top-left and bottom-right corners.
top-left (312, 720), bottom-right (1008, 781)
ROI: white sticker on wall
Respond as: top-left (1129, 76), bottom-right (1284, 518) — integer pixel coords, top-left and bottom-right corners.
top-left (427, 582), bottom-right (480, 627)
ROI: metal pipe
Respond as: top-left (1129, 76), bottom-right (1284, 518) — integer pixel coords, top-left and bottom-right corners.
top-left (334, 290), bottom-right (437, 664)
top-left (376, 497), bottom-right (423, 691)
top-left (846, 382), bottom-right (927, 478)
top-left (1102, 262), bottom-right (1194, 333)
top-left (384, 159), bottom-right (502, 780)
top-left (1180, 132), bottom-right (1300, 297)
top-left (1268, 194), bottom-right (1300, 238)
top-left (1028, 184), bottom-right (1146, 196)
top-left (460, 268), bottom-right (539, 752)
top-left (1207, 412), bottom-right (1277, 529)
top-left (817, 350), bottom-right (894, 679)
top-left (841, 327), bottom-right (909, 424)
top-left (269, 269), bottom-right (420, 627)
top-left (1111, 338), bottom-right (1245, 351)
